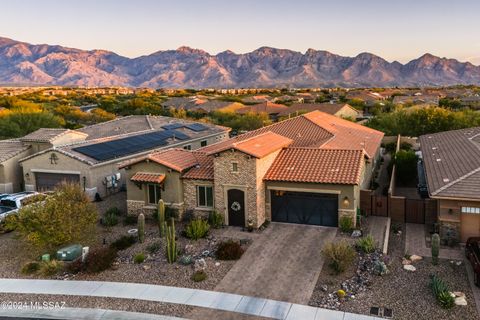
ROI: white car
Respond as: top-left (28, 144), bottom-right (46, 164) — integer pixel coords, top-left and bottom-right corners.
top-left (0, 192), bottom-right (42, 221)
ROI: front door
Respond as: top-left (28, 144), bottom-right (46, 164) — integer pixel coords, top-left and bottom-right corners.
top-left (227, 189), bottom-right (245, 226)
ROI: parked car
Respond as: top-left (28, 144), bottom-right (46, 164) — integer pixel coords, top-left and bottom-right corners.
top-left (0, 191), bottom-right (42, 221)
top-left (465, 237), bottom-right (480, 287)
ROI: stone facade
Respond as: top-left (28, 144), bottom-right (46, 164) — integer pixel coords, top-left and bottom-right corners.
top-left (126, 200), bottom-right (156, 217)
top-left (183, 178), bottom-right (214, 219)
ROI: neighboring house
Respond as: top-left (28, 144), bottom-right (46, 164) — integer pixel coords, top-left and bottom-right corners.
top-left (392, 95), bottom-right (440, 106)
top-left (187, 101), bottom-right (245, 113)
top-left (236, 102), bottom-right (289, 120)
top-left (345, 91), bottom-right (385, 105)
top-left (420, 128), bottom-right (480, 242)
top-left (17, 116), bottom-right (229, 198)
top-left (278, 103), bottom-right (360, 119)
top-left (122, 111), bottom-right (384, 229)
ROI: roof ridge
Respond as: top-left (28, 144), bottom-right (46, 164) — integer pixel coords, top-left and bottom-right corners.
top-left (232, 130), bottom-right (277, 146)
top-left (431, 165), bottom-right (480, 196)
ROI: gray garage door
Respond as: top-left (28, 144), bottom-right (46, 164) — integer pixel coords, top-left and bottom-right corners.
top-left (35, 172), bottom-right (80, 191)
top-left (271, 191), bottom-right (338, 227)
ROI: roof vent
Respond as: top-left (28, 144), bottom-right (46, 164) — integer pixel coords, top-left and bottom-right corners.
top-left (436, 158), bottom-right (441, 162)
top-left (443, 178), bottom-right (450, 183)
top-left (432, 147), bottom-right (437, 150)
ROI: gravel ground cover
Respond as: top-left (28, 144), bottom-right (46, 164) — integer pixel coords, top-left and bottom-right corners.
top-left (310, 223), bottom-right (478, 319)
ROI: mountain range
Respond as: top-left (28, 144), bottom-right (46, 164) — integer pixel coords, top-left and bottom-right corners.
top-left (1, 36), bottom-right (479, 88)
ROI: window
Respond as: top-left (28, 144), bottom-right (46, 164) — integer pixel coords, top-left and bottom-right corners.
top-left (232, 162), bottom-right (238, 172)
top-left (183, 144), bottom-right (192, 150)
top-left (197, 185), bottom-right (213, 208)
top-left (147, 184), bottom-right (161, 205)
top-left (461, 207), bottom-right (480, 214)
top-left (200, 140), bottom-right (208, 147)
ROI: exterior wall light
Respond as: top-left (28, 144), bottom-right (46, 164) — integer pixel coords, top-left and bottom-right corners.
top-left (343, 196), bottom-right (350, 208)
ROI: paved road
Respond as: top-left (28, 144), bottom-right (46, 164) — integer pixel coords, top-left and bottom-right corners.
top-left (214, 223), bottom-right (337, 304)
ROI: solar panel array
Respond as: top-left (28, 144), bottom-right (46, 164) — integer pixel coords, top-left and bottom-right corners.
top-left (161, 122), bottom-right (209, 132)
top-left (73, 130), bottom-right (190, 161)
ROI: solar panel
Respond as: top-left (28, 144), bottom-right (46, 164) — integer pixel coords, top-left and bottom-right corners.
top-left (73, 130), bottom-right (185, 161)
top-left (185, 123), bottom-right (208, 132)
top-left (162, 123), bottom-right (184, 130)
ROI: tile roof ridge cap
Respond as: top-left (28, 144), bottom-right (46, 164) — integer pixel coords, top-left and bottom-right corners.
top-left (431, 166), bottom-right (480, 196)
top-left (233, 130), bottom-right (285, 146)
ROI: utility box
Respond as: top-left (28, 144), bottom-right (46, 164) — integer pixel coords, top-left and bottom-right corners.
top-left (56, 244), bottom-right (82, 261)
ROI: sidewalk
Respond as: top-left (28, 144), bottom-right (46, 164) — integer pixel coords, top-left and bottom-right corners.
top-left (405, 223), bottom-right (463, 260)
top-left (0, 279), bottom-right (381, 320)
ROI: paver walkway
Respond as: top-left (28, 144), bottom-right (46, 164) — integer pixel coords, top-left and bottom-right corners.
top-left (405, 223), bottom-right (463, 260)
top-left (0, 307), bottom-right (185, 320)
top-left (214, 223), bottom-right (337, 304)
top-left (0, 279), bottom-right (381, 320)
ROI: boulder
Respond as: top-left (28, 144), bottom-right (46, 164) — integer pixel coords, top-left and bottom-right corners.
top-left (402, 258), bottom-right (412, 265)
top-left (410, 255), bottom-right (422, 262)
top-left (455, 296), bottom-right (467, 306)
top-left (351, 230), bottom-right (362, 238)
top-left (403, 264), bottom-right (416, 272)
top-left (453, 291), bottom-right (465, 298)
top-left (194, 258), bottom-right (207, 272)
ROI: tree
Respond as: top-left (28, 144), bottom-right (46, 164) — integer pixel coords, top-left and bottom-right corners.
top-left (395, 150), bottom-right (418, 186)
top-left (0, 112), bottom-right (64, 139)
top-left (9, 183), bottom-right (98, 253)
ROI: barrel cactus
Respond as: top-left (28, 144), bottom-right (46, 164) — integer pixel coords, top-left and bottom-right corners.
top-left (138, 213), bottom-right (145, 243)
top-left (431, 233), bottom-right (440, 265)
top-left (158, 199), bottom-right (165, 238)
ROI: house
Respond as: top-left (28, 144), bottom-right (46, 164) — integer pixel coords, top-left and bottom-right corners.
top-left (122, 111), bottom-right (384, 229)
top-left (235, 102), bottom-right (289, 120)
top-left (420, 128), bottom-right (480, 242)
top-left (278, 103), bottom-right (360, 119)
top-left (392, 95), bottom-right (439, 106)
top-left (16, 116), bottom-right (229, 198)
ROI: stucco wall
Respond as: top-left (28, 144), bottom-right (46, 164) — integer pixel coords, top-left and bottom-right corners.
top-left (437, 198), bottom-right (480, 242)
top-left (0, 148), bottom-right (32, 193)
top-left (124, 161), bottom-right (184, 216)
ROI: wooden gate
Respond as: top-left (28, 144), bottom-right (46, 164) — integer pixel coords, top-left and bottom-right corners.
top-left (405, 199), bottom-right (425, 224)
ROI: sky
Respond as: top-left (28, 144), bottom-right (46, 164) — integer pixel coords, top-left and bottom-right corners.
top-left (1, 0), bottom-right (480, 64)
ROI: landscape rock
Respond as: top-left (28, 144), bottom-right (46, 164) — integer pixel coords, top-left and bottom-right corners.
top-left (194, 258), bottom-right (207, 272)
top-left (402, 258), bottom-right (412, 265)
top-left (403, 265), bottom-right (416, 272)
top-left (351, 230), bottom-right (362, 238)
top-left (410, 255), bottom-right (422, 262)
top-left (214, 262), bottom-right (220, 267)
top-left (143, 265), bottom-right (151, 271)
top-left (455, 296), bottom-right (468, 306)
top-left (453, 291), bottom-right (465, 298)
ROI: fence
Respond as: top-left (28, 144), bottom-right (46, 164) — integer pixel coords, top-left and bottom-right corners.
top-left (360, 189), bottom-right (437, 224)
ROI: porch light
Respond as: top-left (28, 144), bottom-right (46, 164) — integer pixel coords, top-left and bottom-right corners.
top-left (342, 196), bottom-right (350, 208)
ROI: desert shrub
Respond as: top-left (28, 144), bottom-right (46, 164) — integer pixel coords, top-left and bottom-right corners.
top-left (430, 275), bottom-right (455, 308)
top-left (208, 211), bottom-right (224, 229)
top-left (39, 260), bottom-right (64, 276)
top-left (105, 207), bottom-right (121, 216)
top-left (134, 252), bottom-right (145, 264)
top-left (123, 215), bottom-right (137, 225)
top-left (339, 216), bottom-right (354, 233)
top-left (11, 183), bottom-right (97, 252)
top-left (191, 270), bottom-right (207, 282)
top-left (65, 258), bottom-right (84, 274)
top-left (84, 247), bottom-right (117, 273)
top-left (185, 218), bottom-right (210, 240)
top-left (110, 235), bottom-right (136, 251)
top-left (102, 211), bottom-right (118, 227)
top-left (216, 240), bottom-right (245, 260)
top-left (179, 255), bottom-right (193, 265)
top-left (438, 291), bottom-right (455, 309)
top-left (146, 242), bottom-right (161, 254)
top-left (21, 261), bottom-right (40, 275)
top-left (356, 234), bottom-right (377, 253)
top-left (322, 241), bottom-right (356, 274)
top-left (0, 215), bottom-right (18, 233)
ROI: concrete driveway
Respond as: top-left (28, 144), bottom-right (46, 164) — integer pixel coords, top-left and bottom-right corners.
top-left (214, 222), bottom-right (337, 304)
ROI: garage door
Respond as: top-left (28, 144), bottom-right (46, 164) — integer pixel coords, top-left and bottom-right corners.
top-left (271, 191), bottom-right (338, 227)
top-left (35, 172), bottom-right (80, 191)
top-left (461, 213), bottom-right (480, 243)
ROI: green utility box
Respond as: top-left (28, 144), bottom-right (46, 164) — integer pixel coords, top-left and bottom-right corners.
top-left (41, 254), bottom-right (50, 262)
top-left (56, 244), bottom-right (82, 261)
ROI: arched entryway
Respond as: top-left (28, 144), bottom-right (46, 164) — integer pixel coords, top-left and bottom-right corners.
top-left (227, 188), bottom-right (245, 226)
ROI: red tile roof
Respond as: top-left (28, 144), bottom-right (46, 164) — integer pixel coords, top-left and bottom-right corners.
top-left (120, 148), bottom-right (200, 172)
top-left (131, 172), bottom-right (166, 184)
top-left (181, 152), bottom-right (215, 180)
top-left (264, 148), bottom-right (365, 184)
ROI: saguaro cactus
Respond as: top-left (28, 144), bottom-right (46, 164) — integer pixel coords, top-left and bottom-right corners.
top-left (431, 233), bottom-right (440, 265)
top-left (158, 199), bottom-right (165, 238)
top-left (138, 213), bottom-right (145, 243)
top-left (165, 217), bottom-right (177, 263)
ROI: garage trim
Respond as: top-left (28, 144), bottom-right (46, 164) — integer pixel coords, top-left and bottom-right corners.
top-left (31, 169), bottom-right (81, 175)
top-left (267, 186), bottom-right (341, 194)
